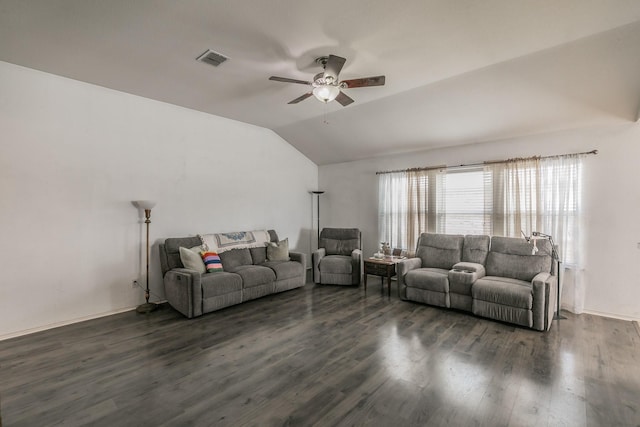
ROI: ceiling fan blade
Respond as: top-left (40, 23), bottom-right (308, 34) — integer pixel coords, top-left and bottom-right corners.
top-left (323, 55), bottom-right (346, 81)
top-left (269, 76), bottom-right (312, 85)
top-left (335, 91), bottom-right (354, 107)
top-left (341, 75), bottom-right (386, 88)
top-left (288, 92), bottom-right (313, 104)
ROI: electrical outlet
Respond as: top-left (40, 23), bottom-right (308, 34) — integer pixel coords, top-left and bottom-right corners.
top-left (132, 280), bottom-right (138, 288)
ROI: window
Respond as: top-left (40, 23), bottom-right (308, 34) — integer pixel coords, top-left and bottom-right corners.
top-left (378, 155), bottom-right (582, 265)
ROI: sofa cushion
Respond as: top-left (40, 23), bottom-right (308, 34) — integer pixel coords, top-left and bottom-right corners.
top-left (219, 248), bottom-right (252, 271)
top-left (267, 238), bottom-right (290, 261)
top-left (319, 255), bottom-right (353, 274)
top-left (486, 236), bottom-right (552, 282)
top-left (405, 268), bottom-right (450, 292)
top-left (178, 246), bottom-right (206, 273)
top-left (201, 272), bottom-right (242, 298)
top-left (229, 265), bottom-right (276, 288)
top-left (462, 235), bottom-right (490, 264)
top-left (250, 247), bottom-right (267, 265)
top-left (262, 260), bottom-right (304, 280)
top-left (319, 228), bottom-right (360, 256)
top-left (415, 233), bottom-right (464, 269)
top-left (473, 276), bottom-right (533, 309)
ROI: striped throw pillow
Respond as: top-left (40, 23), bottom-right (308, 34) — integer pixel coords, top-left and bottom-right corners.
top-left (200, 251), bottom-right (223, 273)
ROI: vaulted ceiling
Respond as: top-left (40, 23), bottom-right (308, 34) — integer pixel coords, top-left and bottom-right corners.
top-left (2, 0), bottom-right (640, 165)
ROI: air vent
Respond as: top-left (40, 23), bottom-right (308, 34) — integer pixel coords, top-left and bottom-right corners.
top-left (196, 49), bottom-right (228, 67)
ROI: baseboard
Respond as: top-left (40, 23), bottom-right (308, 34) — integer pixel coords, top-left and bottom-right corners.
top-left (0, 306), bottom-right (137, 341)
top-left (581, 309), bottom-right (640, 322)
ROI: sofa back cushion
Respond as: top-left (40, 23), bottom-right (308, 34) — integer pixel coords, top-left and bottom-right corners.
top-left (160, 236), bottom-right (203, 276)
top-left (320, 228), bottom-right (361, 256)
top-left (486, 236), bottom-right (552, 282)
top-left (415, 233), bottom-right (464, 270)
top-left (462, 235), bottom-right (490, 265)
top-left (218, 248), bottom-right (253, 271)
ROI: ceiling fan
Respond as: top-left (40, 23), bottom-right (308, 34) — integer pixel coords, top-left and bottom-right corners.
top-left (269, 55), bottom-right (385, 106)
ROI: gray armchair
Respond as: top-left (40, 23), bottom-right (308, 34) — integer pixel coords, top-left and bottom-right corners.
top-left (312, 228), bottom-right (362, 285)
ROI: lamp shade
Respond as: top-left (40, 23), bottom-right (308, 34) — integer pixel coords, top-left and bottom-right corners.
top-left (136, 200), bottom-right (156, 210)
top-left (313, 85), bottom-right (340, 103)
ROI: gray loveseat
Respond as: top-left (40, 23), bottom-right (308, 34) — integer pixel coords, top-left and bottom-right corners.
top-left (397, 233), bottom-right (557, 331)
top-left (159, 230), bottom-right (306, 318)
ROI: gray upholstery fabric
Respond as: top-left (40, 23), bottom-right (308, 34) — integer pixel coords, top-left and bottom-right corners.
top-left (319, 228), bottom-right (361, 256)
top-left (398, 233), bottom-right (557, 331)
top-left (320, 255), bottom-right (353, 274)
top-left (201, 272), bottom-right (242, 297)
top-left (462, 235), bottom-right (490, 264)
top-left (160, 229), bottom-right (305, 319)
top-left (203, 293), bottom-right (242, 313)
top-left (243, 283), bottom-right (275, 301)
top-left (406, 287), bottom-right (450, 308)
top-left (266, 239), bottom-right (290, 261)
top-left (228, 265), bottom-right (275, 288)
top-left (159, 236), bottom-right (202, 275)
top-left (486, 236), bottom-right (552, 282)
top-left (261, 260), bottom-right (304, 280)
top-left (473, 276), bottom-right (533, 309)
top-left (415, 233), bottom-right (464, 269)
top-left (472, 299), bottom-right (533, 328)
top-left (219, 248), bottom-right (253, 271)
top-left (314, 228), bottom-right (362, 285)
top-left (250, 247), bottom-right (267, 265)
top-left (405, 268), bottom-right (449, 292)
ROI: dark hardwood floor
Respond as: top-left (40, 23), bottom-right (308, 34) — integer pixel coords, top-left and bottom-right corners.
top-left (1, 280), bottom-right (639, 427)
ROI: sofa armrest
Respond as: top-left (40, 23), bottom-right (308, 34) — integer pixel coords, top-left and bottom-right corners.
top-left (164, 268), bottom-right (203, 318)
top-left (451, 262), bottom-right (486, 278)
top-left (289, 251), bottom-right (307, 272)
top-left (531, 272), bottom-right (557, 331)
top-left (351, 249), bottom-right (363, 284)
top-left (312, 248), bottom-right (326, 283)
top-left (397, 258), bottom-right (422, 297)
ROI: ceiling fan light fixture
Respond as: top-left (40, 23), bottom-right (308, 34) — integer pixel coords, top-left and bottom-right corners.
top-left (313, 84), bottom-right (340, 103)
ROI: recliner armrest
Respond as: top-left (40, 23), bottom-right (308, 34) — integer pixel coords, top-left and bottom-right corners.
top-left (164, 268), bottom-right (203, 318)
top-left (351, 249), bottom-right (363, 284)
top-left (289, 251), bottom-right (307, 272)
top-left (312, 248), bottom-right (326, 283)
top-left (397, 257), bottom-right (422, 288)
top-left (531, 271), bottom-right (557, 331)
top-left (451, 262), bottom-right (486, 278)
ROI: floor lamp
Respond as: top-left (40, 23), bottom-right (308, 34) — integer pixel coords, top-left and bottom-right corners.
top-left (531, 231), bottom-right (567, 321)
top-left (311, 191), bottom-right (324, 248)
top-left (136, 200), bottom-right (157, 314)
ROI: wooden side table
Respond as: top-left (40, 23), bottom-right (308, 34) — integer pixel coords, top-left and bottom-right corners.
top-left (364, 257), bottom-right (403, 297)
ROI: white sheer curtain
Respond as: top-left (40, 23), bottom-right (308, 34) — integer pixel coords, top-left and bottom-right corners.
top-left (378, 171), bottom-right (408, 251)
top-left (488, 155), bottom-right (583, 312)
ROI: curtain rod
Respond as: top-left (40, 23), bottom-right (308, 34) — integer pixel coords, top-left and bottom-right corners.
top-left (375, 149), bottom-right (598, 175)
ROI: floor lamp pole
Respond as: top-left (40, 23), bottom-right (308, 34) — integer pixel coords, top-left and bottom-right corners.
top-left (136, 201), bottom-right (157, 314)
top-left (312, 191), bottom-right (324, 249)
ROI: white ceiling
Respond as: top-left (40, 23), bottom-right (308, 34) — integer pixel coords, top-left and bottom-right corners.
top-left (2, 0), bottom-right (640, 165)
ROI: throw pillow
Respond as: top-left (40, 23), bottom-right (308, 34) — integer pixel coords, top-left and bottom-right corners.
top-left (266, 238), bottom-right (290, 261)
top-left (179, 246), bottom-right (206, 273)
top-left (200, 251), bottom-right (224, 273)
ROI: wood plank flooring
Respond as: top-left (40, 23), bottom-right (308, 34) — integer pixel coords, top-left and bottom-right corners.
top-left (1, 280), bottom-right (639, 427)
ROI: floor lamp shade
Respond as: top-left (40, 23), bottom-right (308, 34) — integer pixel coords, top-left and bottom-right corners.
top-left (135, 200), bottom-right (157, 314)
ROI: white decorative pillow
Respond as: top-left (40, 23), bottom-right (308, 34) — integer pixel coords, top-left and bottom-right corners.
top-left (267, 238), bottom-right (290, 261)
top-left (179, 246), bottom-right (206, 273)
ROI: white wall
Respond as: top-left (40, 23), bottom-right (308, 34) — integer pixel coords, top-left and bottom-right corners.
top-left (319, 124), bottom-right (640, 321)
top-left (0, 61), bottom-right (317, 339)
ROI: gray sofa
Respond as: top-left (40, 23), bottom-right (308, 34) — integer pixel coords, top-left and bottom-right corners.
top-left (312, 228), bottom-right (363, 285)
top-left (159, 230), bottom-right (306, 318)
top-left (397, 233), bottom-right (557, 331)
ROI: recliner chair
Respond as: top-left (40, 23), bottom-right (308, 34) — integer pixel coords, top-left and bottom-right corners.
top-left (312, 228), bottom-right (362, 285)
